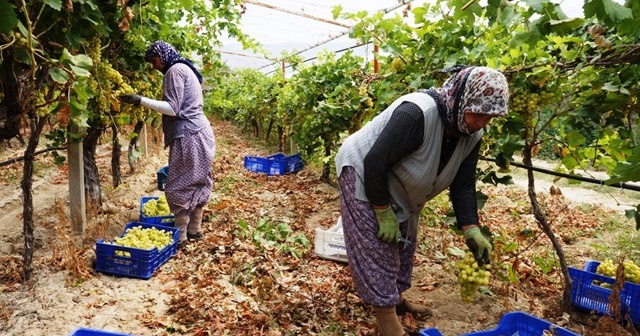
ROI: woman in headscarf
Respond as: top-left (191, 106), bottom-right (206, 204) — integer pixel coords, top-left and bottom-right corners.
top-left (120, 41), bottom-right (216, 247)
top-left (334, 66), bottom-right (509, 336)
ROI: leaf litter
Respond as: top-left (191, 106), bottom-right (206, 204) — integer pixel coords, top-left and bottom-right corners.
top-left (0, 119), bottom-right (637, 335)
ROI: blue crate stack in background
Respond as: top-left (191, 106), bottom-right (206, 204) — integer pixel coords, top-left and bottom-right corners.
top-left (244, 152), bottom-right (304, 176)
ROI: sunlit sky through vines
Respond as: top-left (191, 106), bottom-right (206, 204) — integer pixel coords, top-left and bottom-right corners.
top-left (218, 0), bottom-right (621, 73)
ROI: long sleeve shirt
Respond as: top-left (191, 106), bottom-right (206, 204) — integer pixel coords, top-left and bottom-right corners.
top-left (363, 101), bottom-right (480, 227)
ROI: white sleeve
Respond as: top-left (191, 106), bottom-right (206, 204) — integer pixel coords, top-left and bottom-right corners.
top-left (140, 97), bottom-right (176, 116)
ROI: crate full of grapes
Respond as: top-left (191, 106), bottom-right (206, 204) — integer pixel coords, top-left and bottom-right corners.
top-left (95, 222), bottom-right (179, 279)
top-left (140, 196), bottom-right (174, 226)
top-left (568, 259), bottom-right (640, 325)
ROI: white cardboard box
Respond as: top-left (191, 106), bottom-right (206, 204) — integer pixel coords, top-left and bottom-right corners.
top-left (314, 217), bottom-right (348, 263)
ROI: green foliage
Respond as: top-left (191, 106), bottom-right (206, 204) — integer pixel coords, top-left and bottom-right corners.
top-left (284, 51), bottom-right (373, 162)
top-left (0, 1), bottom-right (17, 34)
top-left (209, 0), bottom-right (640, 210)
top-left (532, 252), bottom-right (560, 274)
top-left (235, 218), bottom-right (311, 259)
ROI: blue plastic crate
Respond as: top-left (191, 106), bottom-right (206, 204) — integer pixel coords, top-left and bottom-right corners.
top-left (569, 260), bottom-right (640, 325)
top-left (285, 153), bottom-right (304, 173)
top-left (244, 152), bottom-right (303, 175)
top-left (139, 196), bottom-right (175, 227)
top-left (95, 222), bottom-right (179, 279)
top-left (157, 166), bottom-right (168, 191)
top-left (419, 312), bottom-right (579, 336)
top-left (419, 328), bottom-right (444, 336)
top-left (244, 155), bottom-right (286, 175)
top-left (69, 328), bottom-right (132, 336)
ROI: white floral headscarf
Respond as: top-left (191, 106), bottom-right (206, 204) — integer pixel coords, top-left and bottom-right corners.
top-left (436, 66), bottom-right (509, 135)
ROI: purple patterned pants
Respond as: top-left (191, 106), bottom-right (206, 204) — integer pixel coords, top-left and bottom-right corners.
top-left (338, 166), bottom-right (417, 307)
top-left (166, 127), bottom-right (216, 217)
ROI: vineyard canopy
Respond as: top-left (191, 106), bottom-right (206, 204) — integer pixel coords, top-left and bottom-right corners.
top-left (218, 0), bottom-right (602, 72)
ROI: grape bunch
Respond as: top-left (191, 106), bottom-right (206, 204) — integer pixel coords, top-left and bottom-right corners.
top-left (85, 37), bottom-right (135, 115)
top-left (596, 259), bottom-right (640, 285)
top-left (510, 91), bottom-right (555, 138)
top-left (510, 91), bottom-right (555, 115)
top-left (111, 226), bottom-right (174, 251)
top-left (143, 196), bottom-right (171, 217)
top-left (455, 253), bottom-right (491, 302)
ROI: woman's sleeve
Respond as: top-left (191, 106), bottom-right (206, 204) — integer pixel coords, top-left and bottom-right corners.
top-left (163, 68), bottom-right (186, 115)
top-left (140, 97), bottom-right (176, 116)
top-left (364, 102), bottom-right (424, 207)
top-left (450, 140), bottom-right (481, 228)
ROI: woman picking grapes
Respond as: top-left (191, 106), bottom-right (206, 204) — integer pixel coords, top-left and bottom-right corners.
top-left (335, 66), bottom-right (509, 336)
top-left (120, 41), bottom-right (216, 247)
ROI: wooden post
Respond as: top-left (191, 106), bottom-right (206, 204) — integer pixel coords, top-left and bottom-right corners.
top-left (374, 44), bottom-right (379, 73)
top-left (68, 133), bottom-right (86, 235)
top-left (281, 60), bottom-right (288, 152)
top-left (139, 123), bottom-right (148, 157)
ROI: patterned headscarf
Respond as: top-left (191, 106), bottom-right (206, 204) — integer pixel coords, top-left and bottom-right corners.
top-left (144, 40), bottom-right (203, 84)
top-left (425, 66), bottom-right (509, 136)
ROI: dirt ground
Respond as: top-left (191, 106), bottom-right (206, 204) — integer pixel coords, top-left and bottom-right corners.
top-left (0, 119), bottom-right (639, 336)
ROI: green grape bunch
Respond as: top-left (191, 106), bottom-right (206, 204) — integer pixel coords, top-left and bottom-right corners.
top-left (596, 259), bottom-right (640, 285)
top-left (455, 253), bottom-right (492, 302)
top-left (142, 196), bottom-right (172, 217)
top-left (509, 90), bottom-right (555, 139)
top-left (110, 226), bottom-right (174, 252)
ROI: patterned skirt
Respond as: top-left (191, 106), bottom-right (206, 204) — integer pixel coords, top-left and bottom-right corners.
top-left (338, 166), bottom-right (417, 307)
top-left (165, 126), bottom-right (216, 217)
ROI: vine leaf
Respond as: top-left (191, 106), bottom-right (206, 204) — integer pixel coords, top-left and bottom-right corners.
top-left (43, 0), bottom-right (62, 11)
top-left (607, 147), bottom-right (640, 185)
top-left (0, 0), bottom-right (17, 34)
top-left (584, 0), bottom-right (633, 27)
top-left (49, 68), bottom-right (69, 83)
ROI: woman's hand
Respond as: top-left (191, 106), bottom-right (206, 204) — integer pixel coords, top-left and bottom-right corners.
top-left (373, 206), bottom-right (401, 243)
top-left (463, 226), bottom-right (491, 266)
top-left (120, 94), bottom-right (142, 106)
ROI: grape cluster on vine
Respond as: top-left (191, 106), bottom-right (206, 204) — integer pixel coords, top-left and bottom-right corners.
top-left (85, 38), bottom-right (135, 118)
top-left (510, 92), bottom-right (555, 115)
top-left (510, 91), bottom-right (555, 137)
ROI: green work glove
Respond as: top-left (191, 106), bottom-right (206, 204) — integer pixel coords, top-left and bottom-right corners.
top-left (374, 206), bottom-right (400, 243)
top-left (463, 227), bottom-right (492, 267)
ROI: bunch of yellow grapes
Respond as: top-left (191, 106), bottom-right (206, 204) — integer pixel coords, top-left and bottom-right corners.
top-left (596, 259), bottom-right (640, 285)
top-left (111, 226), bottom-right (174, 251)
top-left (455, 253), bottom-right (492, 302)
top-left (143, 196), bottom-right (171, 217)
top-left (510, 91), bottom-right (555, 115)
top-left (510, 91), bottom-right (555, 138)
